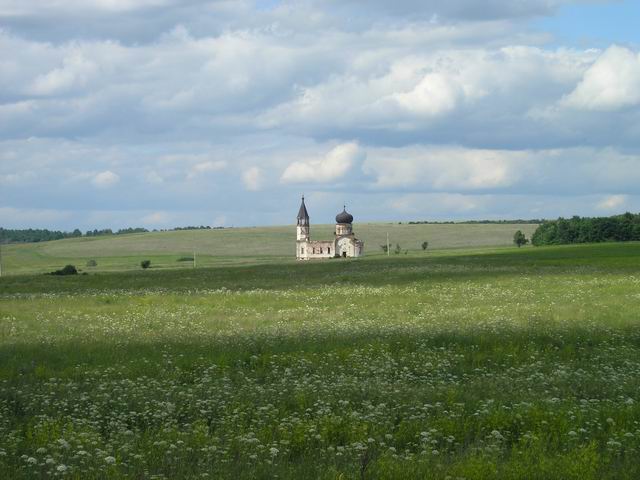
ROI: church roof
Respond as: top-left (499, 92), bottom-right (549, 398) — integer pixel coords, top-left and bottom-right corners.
top-left (297, 196), bottom-right (309, 225)
top-left (336, 206), bottom-right (353, 224)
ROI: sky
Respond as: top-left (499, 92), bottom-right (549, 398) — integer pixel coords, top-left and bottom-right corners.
top-left (2, 0), bottom-right (640, 230)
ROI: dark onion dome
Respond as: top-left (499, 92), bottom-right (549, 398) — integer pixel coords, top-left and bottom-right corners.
top-left (297, 196), bottom-right (309, 225)
top-left (335, 206), bottom-right (353, 224)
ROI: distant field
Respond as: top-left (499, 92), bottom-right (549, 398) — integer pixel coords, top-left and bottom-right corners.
top-left (0, 223), bottom-right (538, 275)
top-left (2, 243), bottom-right (640, 479)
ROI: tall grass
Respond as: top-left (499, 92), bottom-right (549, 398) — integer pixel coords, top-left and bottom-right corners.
top-left (1, 243), bottom-right (640, 478)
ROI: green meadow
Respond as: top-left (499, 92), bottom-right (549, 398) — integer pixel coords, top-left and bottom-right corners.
top-left (2, 231), bottom-right (640, 478)
top-left (0, 223), bottom-right (538, 275)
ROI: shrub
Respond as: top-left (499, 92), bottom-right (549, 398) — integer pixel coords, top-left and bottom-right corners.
top-left (421, 241), bottom-right (429, 251)
top-left (177, 256), bottom-right (194, 262)
top-left (86, 259), bottom-right (98, 267)
top-left (140, 260), bottom-right (151, 269)
top-left (394, 243), bottom-right (402, 255)
top-left (51, 265), bottom-right (78, 276)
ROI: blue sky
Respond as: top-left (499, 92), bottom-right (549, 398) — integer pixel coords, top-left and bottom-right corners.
top-left (2, 0), bottom-right (640, 230)
top-left (537, 1), bottom-right (640, 48)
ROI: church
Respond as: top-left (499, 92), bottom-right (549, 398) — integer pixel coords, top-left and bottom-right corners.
top-left (296, 196), bottom-right (364, 260)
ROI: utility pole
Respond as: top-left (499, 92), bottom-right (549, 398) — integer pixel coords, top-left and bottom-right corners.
top-left (386, 232), bottom-right (390, 257)
top-left (0, 242), bottom-right (3, 277)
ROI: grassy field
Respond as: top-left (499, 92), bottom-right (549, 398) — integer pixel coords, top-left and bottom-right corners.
top-left (2, 241), bottom-right (640, 478)
top-left (0, 223), bottom-right (538, 275)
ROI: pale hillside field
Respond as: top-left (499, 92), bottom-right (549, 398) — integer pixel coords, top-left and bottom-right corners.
top-left (0, 223), bottom-right (538, 275)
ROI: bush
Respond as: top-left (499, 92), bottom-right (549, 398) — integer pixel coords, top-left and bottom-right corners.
top-left (51, 264), bottom-right (78, 276)
top-left (177, 256), bottom-right (194, 262)
top-left (421, 241), bottom-right (429, 251)
top-left (394, 243), bottom-right (402, 255)
top-left (140, 260), bottom-right (151, 269)
top-left (86, 259), bottom-right (98, 267)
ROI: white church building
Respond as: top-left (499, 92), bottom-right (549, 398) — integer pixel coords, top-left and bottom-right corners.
top-left (296, 196), bottom-right (364, 260)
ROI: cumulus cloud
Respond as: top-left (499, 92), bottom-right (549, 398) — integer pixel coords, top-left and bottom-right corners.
top-left (187, 160), bottom-right (227, 180)
top-left (393, 73), bottom-right (467, 116)
top-left (2, 1), bottom-right (640, 228)
top-left (259, 46), bottom-right (596, 144)
top-left (144, 170), bottom-right (165, 184)
top-left (281, 142), bottom-right (365, 184)
top-left (597, 194), bottom-right (627, 211)
top-left (366, 146), bottom-right (525, 191)
top-left (28, 51), bottom-right (97, 96)
top-left (141, 211), bottom-right (171, 225)
top-left (363, 145), bottom-right (640, 196)
top-left (242, 166), bottom-right (263, 191)
top-left (563, 46), bottom-right (640, 111)
top-left (91, 170), bottom-right (120, 188)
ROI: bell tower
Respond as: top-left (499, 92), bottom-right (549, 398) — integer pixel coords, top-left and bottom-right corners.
top-left (296, 196), bottom-right (310, 241)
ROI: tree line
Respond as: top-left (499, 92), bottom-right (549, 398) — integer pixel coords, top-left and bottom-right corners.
top-left (531, 212), bottom-right (640, 246)
top-left (0, 227), bottom-right (149, 244)
top-left (0, 225), bottom-right (225, 244)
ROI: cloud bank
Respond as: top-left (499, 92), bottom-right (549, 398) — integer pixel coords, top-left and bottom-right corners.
top-left (1, 0), bottom-right (639, 229)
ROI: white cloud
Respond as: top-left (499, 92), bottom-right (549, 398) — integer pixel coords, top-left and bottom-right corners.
top-left (91, 170), bottom-right (120, 188)
top-left (2, 1), bottom-right (640, 228)
top-left (563, 46), bottom-right (640, 111)
top-left (367, 146), bottom-right (525, 190)
top-left (393, 72), bottom-right (466, 116)
top-left (597, 194), bottom-right (627, 211)
top-left (141, 211), bottom-right (171, 225)
top-left (242, 166), bottom-right (263, 191)
top-left (260, 46), bottom-right (593, 137)
top-left (144, 170), bottom-right (164, 184)
top-left (187, 160), bottom-right (227, 180)
top-left (281, 142), bottom-right (365, 184)
top-left (212, 214), bottom-right (226, 227)
top-left (28, 51), bottom-right (97, 96)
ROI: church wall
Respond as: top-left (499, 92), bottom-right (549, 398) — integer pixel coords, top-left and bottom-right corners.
top-left (297, 241), bottom-right (335, 259)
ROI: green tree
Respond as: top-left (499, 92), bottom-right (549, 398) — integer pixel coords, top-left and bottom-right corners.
top-left (513, 230), bottom-right (528, 248)
top-left (421, 241), bottom-right (429, 251)
top-left (140, 260), bottom-right (151, 269)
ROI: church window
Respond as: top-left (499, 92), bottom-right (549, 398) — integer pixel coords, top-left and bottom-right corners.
top-left (328, 247), bottom-right (331, 254)
top-left (320, 247), bottom-right (323, 254)
top-left (301, 247), bottom-right (304, 254)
